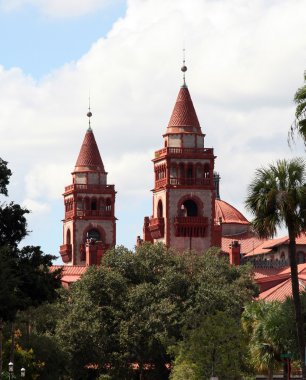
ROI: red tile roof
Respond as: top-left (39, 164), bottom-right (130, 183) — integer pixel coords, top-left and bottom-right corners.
top-left (259, 277), bottom-right (306, 302)
top-left (221, 231), bottom-right (263, 255)
top-left (74, 128), bottom-right (105, 172)
top-left (215, 199), bottom-right (249, 225)
top-left (51, 265), bottom-right (87, 286)
top-left (166, 86), bottom-right (202, 134)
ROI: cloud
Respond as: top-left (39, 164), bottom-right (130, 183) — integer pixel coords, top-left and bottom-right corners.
top-left (0, 0), bottom-right (115, 18)
top-left (1, 0), bottom-right (306, 252)
top-left (22, 198), bottom-right (50, 214)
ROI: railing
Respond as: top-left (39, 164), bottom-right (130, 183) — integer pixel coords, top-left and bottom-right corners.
top-left (64, 184), bottom-right (115, 192)
top-left (65, 210), bottom-right (113, 218)
top-left (244, 259), bottom-right (289, 269)
top-left (155, 147), bottom-right (214, 158)
top-left (154, 177), bottom-right (211, 189)
top-left (174, 216), bottom-right (209, 237)
top-left (169, 178), bottom-right (211, 186)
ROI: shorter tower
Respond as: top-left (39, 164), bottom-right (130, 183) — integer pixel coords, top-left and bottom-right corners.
top-left (60, 112), bottom-right (116, 266)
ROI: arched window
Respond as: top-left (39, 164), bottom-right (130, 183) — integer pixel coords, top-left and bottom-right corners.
top-left (100, 198), bottom-right (106, 212)
top-left (204, 163), bottom-right (210, 179)
top-left (157, 200), bottom-right (163, 218)
top-left (66, 229), bottom-right (71, 245)
top-left (87, 228), bottom-right (101, 242)
top-left (84, 197), bottom-right (90, 210)
top-left (77, 197), bottom-right (83, 210)
top-left (182, 199), bottom-right (198, 217)
top-left (106, 198), bottom-right (112, 213)
top-left (91, 198), bottom-right (97, 210)
top-left (179, 163), bottom-right (185, 184)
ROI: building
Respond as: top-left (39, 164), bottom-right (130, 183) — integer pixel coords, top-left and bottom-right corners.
top-left (59, 111), bottom-right (116, 267)
top-left (55, 65), bottom-right (306, 301)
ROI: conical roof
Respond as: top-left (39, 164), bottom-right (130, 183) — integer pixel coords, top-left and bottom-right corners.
top-left (166, 85), bottom-right (202, 134)
top-left (74, 128), bottom-right (105, 172)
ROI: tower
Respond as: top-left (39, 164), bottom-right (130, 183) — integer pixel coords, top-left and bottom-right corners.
top-left (142, 63), bottom-right (220, 252)
top-left (60, 111), bottom-right (116, 265)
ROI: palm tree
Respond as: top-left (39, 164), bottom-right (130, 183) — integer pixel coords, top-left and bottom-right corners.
top-left (290, 70), bottom-right (306, 143)
top-left (245, 158), bottom-right (306, 379)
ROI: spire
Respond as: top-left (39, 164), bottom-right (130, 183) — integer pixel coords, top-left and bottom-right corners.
top-left (74, 111), bottom-right (105, 173)
top-left (87, 95), bottom-right (92, 131)
top-left (166, 58), bottom-right (202, 134)
top-left (181, 48), bottom-right (187, 87)
top-left (167, 86), bottom-right (201, 133)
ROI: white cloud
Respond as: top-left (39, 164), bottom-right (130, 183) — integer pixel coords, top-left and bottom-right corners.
top-left (22, 198), bottom-right (50, 214)
top-left (0, 0), bottom-right (114, 18)
top-left (1, 0), bottom-right (306, 251)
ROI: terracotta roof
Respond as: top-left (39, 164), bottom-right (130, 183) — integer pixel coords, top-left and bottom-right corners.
top-left (221, 231), bottom-right (263, 255)
top-left (51, 265), bottom-right (88, 276)
top-left (74, 128), bottom-right (105, 172)
top-left (253, 267), bottom-right (284, 280)
top-left (215, 199), bottom-right (249, 225)
top-left (166, 86), bottom-right (202, 134)
top-left (259, 277), bottom-right (306, 302)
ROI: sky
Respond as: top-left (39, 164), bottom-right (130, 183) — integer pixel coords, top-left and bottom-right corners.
top-left (0, 0), bottom-right (305, 262)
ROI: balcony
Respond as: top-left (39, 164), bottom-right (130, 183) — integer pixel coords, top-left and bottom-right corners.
top-left (155, 147), bottom-right (214, 159)
top-left (65, 210), bottom-right (113, 219)
top-left (148, 217), bottom-right (165, 239)
top-left (60, 244), bottom-right (72, 263)
top-left (64, 184), bottom-right (115, 193)
top-left (169, 177), bottom-right (211, 186)
top-left (174, 216), bottom-right (209, 237)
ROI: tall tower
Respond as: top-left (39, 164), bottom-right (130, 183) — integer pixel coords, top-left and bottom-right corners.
top-left (142, 64), bottom-right (219, 252)
top-left (60, 111), bottom-right (116, 265)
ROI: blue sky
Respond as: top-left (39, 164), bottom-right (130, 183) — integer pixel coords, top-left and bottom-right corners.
top-left (0, 0), bottom-right (305, 262)
top-left (0, 1), bottom-right (126, 78)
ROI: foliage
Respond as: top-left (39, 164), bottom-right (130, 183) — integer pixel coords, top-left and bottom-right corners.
top-left (0, 158), bottom-right (11, 196)
top-left (0, 158), bottom-right (62, 379)
top-left (57, 243), bottom-right (257, 379)
top-left (245, 158), bottom-right (306, 239)
top-left (245, 158), bottom-right (306, 378)
top-left (170, 311), bottom-right (247, 380)
top-left (290, 70), bottom-right (306, 143)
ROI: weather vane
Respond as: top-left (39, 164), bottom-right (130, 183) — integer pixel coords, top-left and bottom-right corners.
top-left (181, 48), bottom-right (187, 86)
top-left (87, 93), bottom-right (92, 130)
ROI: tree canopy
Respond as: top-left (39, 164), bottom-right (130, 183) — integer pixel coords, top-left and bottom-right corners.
top-left (56, 244), bottom-right (257, 379)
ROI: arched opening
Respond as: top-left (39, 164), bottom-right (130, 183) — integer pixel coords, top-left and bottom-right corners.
top-left (66, 229), bottom-right (71, 245)
top-left (84, 197), bottom-right (90, 210)
top-left (87, 228), bottom-right (101, 242)
top-left (106, 198), bottom-right (112, 213)
top-left (182, 199), bottom-right (198, 217)
top-left (100, 198), bottom-right (105, 212)
top-left (91, 198), bottom-right (97, 210)
top-left (157, 200), bottom-right (163, 218)
top-left (179, 163), bottom-right (185, 184)
top-left (77, 197), bottom-right (83, 210)
top-left (204, 163), bottom-right (210, 179)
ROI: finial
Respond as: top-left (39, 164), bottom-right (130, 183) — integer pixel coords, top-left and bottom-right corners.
top-left (87, 95), bottom-right (92, 130)
top-left (181, 48), bottom-right (187, 87)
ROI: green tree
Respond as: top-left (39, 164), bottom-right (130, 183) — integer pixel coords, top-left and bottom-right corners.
top-left (57, 244), bottom-right (257, 379)
top-left (290, 71), bottom-right (306, 143)
top-left (171, 311), bottom-right (247, 380)
top-left (245, 158), bottom-right (306, 379)
top-left (242, 301), bottom-right (284, 379)
top-left (0, 158), bottom-right (62, 379)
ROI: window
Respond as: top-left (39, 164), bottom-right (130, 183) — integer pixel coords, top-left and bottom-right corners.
top-left (87, 229), bottom-right (101, 242)
top-left (157, 200), bottom-right (163, 218)
top-left (181, 199), bottom-right (198, 217)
